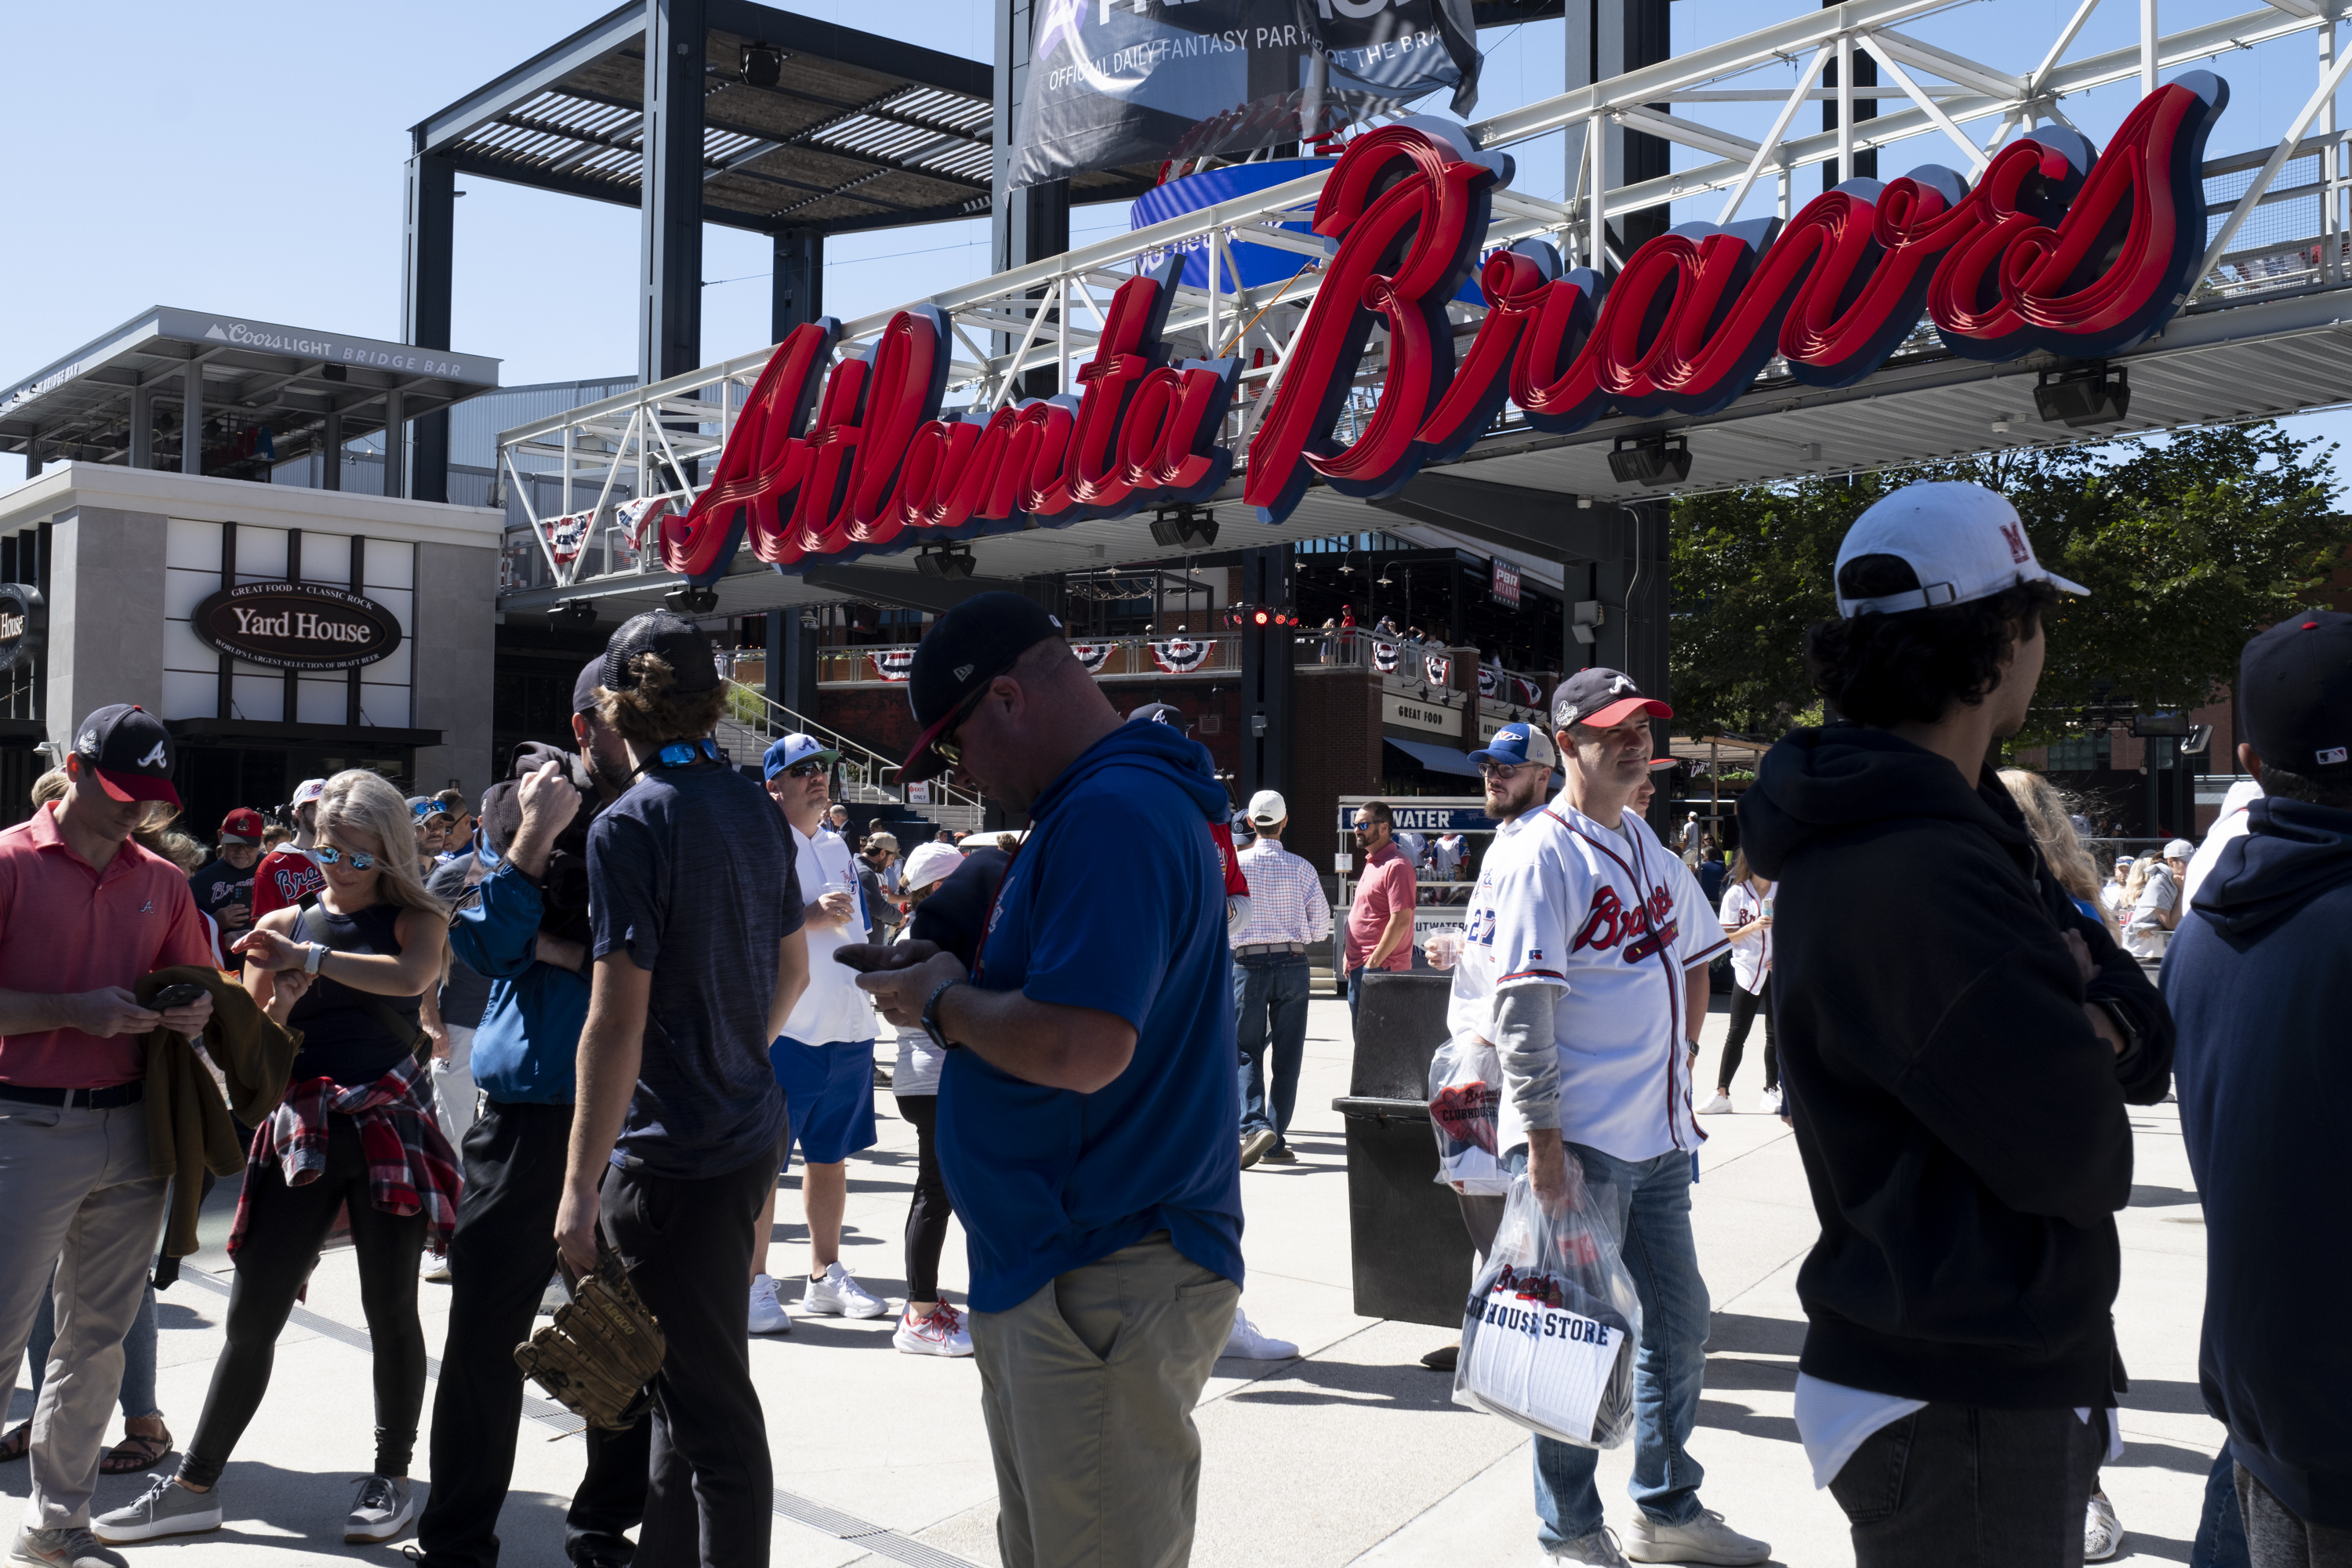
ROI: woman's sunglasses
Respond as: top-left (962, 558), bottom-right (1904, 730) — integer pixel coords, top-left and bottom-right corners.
top-left (313, 844), bottom-right (377, 870)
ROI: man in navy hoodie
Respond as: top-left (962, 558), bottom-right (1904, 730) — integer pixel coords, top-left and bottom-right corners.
top-left (2169, 609), bottom-right (2352, 1567)
top-left (847, 593), bottom-right (1243, 1568)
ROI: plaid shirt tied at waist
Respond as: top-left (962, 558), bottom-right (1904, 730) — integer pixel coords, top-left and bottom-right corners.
top-left (230, 1053), bottom-right (463, 1259)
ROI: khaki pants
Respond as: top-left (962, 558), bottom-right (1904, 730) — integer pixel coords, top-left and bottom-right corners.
top-left (970, 1232), bottom-right (1239, 1568)
top-left (0, 1099), bottom-right (169, 1528)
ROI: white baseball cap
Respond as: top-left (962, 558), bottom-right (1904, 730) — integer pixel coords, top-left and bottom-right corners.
top-left (900, 840), bottom-right (964, 894)
top-left (1835, 481), bottom-right (2089, 619)
top-left (292, 778), bottom-right (327, 808)
top-left (1246, 789), bottom-right (1289, 827)
top-left (2163, 838), bottom-right (2195, 859)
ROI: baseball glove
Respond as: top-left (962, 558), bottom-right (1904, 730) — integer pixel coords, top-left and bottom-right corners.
top-left (514, 1243), bottom-right (666, 1429)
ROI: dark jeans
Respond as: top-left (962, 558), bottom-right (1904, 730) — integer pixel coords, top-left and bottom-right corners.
top-left (417, 1101), bottom-right (648, 1568)
top-left (182, 1116), bottom-right (428, 1487)
top-left (601, 1154), bottom-right (775, 1568)
top-left (1829, 1403), bottom-right (2104, 1567)
top-left (1715, 978), bottom-right (1777, 1093)
top-left (1234, 955), bottom-right (1309, 1148)
top-left (898, 1094), bottom-right (952, 1305)
top-left (2239, 1464), bottom-right (2352, 1568)
top-left (2198, 1439), bottom-right (2251, 1568)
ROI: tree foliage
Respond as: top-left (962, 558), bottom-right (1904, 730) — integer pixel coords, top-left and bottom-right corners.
top-left (1668, 423), bottom-right (2350, 747)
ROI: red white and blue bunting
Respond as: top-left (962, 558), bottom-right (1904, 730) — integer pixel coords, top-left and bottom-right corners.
top-left (615, 496), bottom-right (670, 552)
top-left (1152, 637), bottom-right (1213, 673)
top-left (1070, 643), bottom-right (1114, 672)
top-left (1516, 674), bottom-right (1545, 706)
top-left (1477, 667), bottom-right (1499, 698)
top-left (542, 509), bottom-right (593, 565)
top-left (1371, 640), bottom-right (1399, 674)
top-left (1425, 654), bottom-right (1452, 686)
top-left (871, 648), bottom-right (916, 682)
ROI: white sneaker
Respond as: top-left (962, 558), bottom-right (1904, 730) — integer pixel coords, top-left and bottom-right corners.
top-left (2085, 1490), bottom-right (2124, 1562)
top-left (1223, 1305), bottom-right (1298, 1359)
top-left (748, 1273), bottom-right (792, 1334)
top-left (1696, 1093), bottom-right (1733, 1116)
top-left (1622, 1509), bottom-right (1769, 1565)
top-left (894, 1301), bottom-right (975, 1356)
top-left (420, 1251), bottom-right (452, 1283)
top-left (344, 1475), bottom-right (412, 1544)
top-left (1544, 1528), bottom-right (1628, 1567)
top-left (1757, 1089), bottom-right (1784, 1116)
top-left (92, 1475), bottom-right (223, 1544)
top-left (803, 1261), bottom-right (887, 1319)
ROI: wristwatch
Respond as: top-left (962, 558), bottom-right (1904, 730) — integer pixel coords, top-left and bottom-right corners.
top-left (2093, 997), bottom-right (2141, 1055)
top-left (921, 978), bottom-right (964, 1053)
top-left (303, 942), bottom-right (326, 976)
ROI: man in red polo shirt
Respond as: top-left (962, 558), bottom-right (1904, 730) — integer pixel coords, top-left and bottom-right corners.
top-left (0, 705), bottom-right (214, 1566)
top-left (1343, 799), bottom-right (1417, 1028)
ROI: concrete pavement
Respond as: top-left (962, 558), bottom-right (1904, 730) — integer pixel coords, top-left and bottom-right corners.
top-left (1, 993), bottom-right (2218, 1565)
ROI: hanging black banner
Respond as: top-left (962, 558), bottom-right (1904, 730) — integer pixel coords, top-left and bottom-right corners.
top-left (1010, 0), bottom-right (1482, 190)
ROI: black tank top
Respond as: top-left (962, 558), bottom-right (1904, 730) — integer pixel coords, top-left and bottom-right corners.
top-left (286, 902), bottom-right (422, 1087)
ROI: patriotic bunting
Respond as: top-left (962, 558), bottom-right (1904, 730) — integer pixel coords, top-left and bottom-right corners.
top-left (1070, 643), bottom-right (1114, 672)
top-left (1152, 637), bottom-right (1212, 673)
top-left (871, 648), bottom-right (916, 682)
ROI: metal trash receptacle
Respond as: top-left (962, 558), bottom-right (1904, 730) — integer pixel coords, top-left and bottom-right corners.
top-left (1334, 971), bottom-right (1472, 1328)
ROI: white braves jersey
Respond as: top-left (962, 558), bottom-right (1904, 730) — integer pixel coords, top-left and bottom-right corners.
top-left (1452, 790), bottom-right (1728, 1162)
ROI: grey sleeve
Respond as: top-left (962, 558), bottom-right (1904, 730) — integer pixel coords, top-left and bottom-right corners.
top-left (1496, 984), bottom-right (1561, 1133)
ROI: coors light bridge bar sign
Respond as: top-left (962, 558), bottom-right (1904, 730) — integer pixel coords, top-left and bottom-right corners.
top-left (656, 74), bottom-right (2227, 586)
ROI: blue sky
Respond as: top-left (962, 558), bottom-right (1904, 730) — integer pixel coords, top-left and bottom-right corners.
top-left (3, 0), bottom-right (2349, 489)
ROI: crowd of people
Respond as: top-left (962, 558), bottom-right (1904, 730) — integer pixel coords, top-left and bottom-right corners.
top-left (0, 474), bottom-right (2337, 1568)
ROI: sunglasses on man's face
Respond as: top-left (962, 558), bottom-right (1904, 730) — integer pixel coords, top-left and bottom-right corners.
top-left (314, 844), bottom-right (377, 870)
top-left (925, 678), bottom-right (998, 771)
top-left (781, 760), bottom-right (828, 779)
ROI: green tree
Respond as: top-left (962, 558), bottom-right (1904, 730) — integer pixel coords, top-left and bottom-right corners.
top-left (1668, 423), bottom-right (2349, 748)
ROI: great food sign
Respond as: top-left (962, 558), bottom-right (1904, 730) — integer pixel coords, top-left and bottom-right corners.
top-left (191, 582), bottom-right (403, 672)
top-left (657, 74), bottom-right (2228, 584)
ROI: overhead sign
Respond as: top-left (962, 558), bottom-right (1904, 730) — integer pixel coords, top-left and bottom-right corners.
top-left (0, 583), bottom-right (44, 674)
top-left (1009, 0), bottom-right (1481, 189)
top-left (1336, 797), bottom-right (1496, 833)
top-left (1491, 558), bottom-right (1519, 607)
top-left (191, 581), bottom-right (404, 672)
top-left (659, 75), bottom-right (2227, 583)
top-left (1383, 691), bottom-right (1458, 735)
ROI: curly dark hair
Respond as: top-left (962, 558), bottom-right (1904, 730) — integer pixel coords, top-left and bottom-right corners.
top-left (1806, 555), bottom-right (2059, 726)
top-left (595, 652), bottom-right (729, 746)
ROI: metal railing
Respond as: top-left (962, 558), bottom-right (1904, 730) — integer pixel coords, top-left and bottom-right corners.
top-left (811, 633), bottom-right (1243, 685)
top-left (715, 679), bottom-right (985, 837)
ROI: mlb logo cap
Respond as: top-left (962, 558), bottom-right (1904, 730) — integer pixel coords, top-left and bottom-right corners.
top-left (602, 610), bottom-right (719, 697)
top-left (1468, 720), bottom-right (1560, 771)
top-left (2238, 608), bottom-right (2352, 779)
top-left (218, 808), bottom-right (266, 844)
top-left (73, 704), bottom-right (180, 807)
top-left (292, 778), bottom-right (327, 809)
top-left (1835, 481), bottom-right (2089, 618)
top-left (1550, 668), bottom-right (1672, 733)
top-left (764, 733), bottom-right (842, 779)
top-left (901, 592), bottom-right (1065, 783)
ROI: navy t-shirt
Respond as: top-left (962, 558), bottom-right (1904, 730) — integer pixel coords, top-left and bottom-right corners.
top-left (936, 724), bottom-right (1245, 1312)
top-left (587, 760), bottom-right (799, 1179)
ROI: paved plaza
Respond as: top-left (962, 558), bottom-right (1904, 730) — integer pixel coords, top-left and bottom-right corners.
top-left (2, 994), bottom-right (2218, 1566)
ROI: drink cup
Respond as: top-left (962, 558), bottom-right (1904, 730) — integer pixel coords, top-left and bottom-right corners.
top-left (1426, 931), bottom-right (1464, 970)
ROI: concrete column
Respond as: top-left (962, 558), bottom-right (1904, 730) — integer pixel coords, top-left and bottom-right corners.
top-left (403, 150), bottom-right (457, 504)
top-left (382, 390), bottom-right (406, 499)
top-left (181, 360), bottom-right (203, 475)
top-left (22, 440), bottom-right (38, 480)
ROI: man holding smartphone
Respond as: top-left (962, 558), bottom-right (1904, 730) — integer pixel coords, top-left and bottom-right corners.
top-left (0, 705), bottom-right (216, 1568)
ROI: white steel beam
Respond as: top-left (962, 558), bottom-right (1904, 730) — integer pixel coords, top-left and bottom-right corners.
top-left (1858, 35), bottom-right (1994, 172)
top-left (1718, 45), bottom-right (1832, 223)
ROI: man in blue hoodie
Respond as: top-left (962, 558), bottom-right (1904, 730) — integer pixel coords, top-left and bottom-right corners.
top-left (846, 592), bottom-right (1243, 1568)
top-left (415, 660), bottom-right (648, 1568)
top-left (2169, 609), bottom-right (2352, 1567)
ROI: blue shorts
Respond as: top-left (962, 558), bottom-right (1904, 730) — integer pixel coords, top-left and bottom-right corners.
top-left (771, 1036), bottom-right (879, 1167)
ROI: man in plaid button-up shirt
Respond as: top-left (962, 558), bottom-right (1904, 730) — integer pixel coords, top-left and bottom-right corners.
top-left (1232, 791), bottom-right (1331, 1168)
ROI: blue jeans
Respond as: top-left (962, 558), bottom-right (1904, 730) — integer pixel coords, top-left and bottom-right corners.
top-left (2194, 1439), bottom-right (2249, 1568)
top-left (1234, 956), bottom-right (1310, 1148)
top-left (25, 1265), bottom-right (158, 1421)
top-left (1506, 1142), bottom-right (1711, 1545)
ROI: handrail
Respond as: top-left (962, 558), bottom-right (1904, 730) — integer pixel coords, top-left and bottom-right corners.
top-left (718, 677), bottom-right (985, 825)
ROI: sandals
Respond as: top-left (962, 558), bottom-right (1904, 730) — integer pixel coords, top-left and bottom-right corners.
top-left (0, 1421), bottom-right (25, 1463)
top-left (100, 1424), bottom-right (172, 1475)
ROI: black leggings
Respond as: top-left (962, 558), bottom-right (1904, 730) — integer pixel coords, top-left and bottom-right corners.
top-left (898, 1094), bottom-right (953, 1305)
top-left (1715, 976), bottom-right (1778, 1093)
top-left (180, 1115), bottom-right (428, 1487)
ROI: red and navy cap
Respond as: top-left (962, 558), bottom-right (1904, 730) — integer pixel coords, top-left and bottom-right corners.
top-left (1549, 668), bottom-right (1672, 733)
top-left (72, 704), bottom-right (180, 808)
top-left (218, 807), bottom-right (266, 844)
top-left (2240, 609), bottom-right (2352, 778)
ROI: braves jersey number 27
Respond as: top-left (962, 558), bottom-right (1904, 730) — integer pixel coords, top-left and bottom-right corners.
top-left (1447, 795), bottom-right (1728, 1163)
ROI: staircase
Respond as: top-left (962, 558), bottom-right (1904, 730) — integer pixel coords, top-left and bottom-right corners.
top-left (716, 681), bottom-right (986, 838)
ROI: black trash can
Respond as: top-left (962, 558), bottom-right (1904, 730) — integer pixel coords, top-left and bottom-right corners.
top-left (1334, 971), bottom-right (1475, 1329)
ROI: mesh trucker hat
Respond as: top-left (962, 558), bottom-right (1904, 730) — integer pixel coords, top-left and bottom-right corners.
top-left (1835, 481), bottom-right (2089, 619)
top-left (1468, 720), bottom-right (1560, 770)
top-left (901, 593), bottom-right (1066, 783)
top-left (2239, 608), bottom-right (2352, 779)
top-left (601, 611), bottom-right (719, 697)
top-left (763, 733), bottom-right (840, 779)
top-left (72, 704), bottom-right (180, 807)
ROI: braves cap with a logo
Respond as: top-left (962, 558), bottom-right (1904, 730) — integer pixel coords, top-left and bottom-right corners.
top-left (291, 777), bottom-right (327, 810)
top-left (1468, 720), bottom-right (1561, 771)
top-left (1550, 668), bottom-right (1673, 733)
top-left (2238, 608), bottom-right (2352, 779)
top-left (901, 592), bottom-right (1065, 782)
top-left (602, 610), bottom-right (720, 696)
top-left (218, 808), bottom-right (266, 845)
top-left (1835, 481), bottom-right (2090, 618)
top-left (1128, 702), bottom-right (1189, 730)
top-left (763, 732), bottom-right (841, 779)
top-left (72, 704), bottom-right (180, 807)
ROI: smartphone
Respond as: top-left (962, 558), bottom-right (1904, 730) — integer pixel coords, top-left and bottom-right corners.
top-left (150, 982), bottom-right (207, 1010)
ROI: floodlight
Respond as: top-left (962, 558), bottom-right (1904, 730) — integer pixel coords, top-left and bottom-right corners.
top-left (1607, 435), bottom-right (1692, 486)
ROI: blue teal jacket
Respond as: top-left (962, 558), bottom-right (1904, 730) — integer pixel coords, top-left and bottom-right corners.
top-left (450, 862), bottom-right (586, 1105)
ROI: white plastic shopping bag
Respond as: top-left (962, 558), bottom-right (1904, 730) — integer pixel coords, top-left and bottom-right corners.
top-left (1427, 1033), bottom-right (1511, 1196)
top-left (1454, 1171), bottom-right (1642, 1449)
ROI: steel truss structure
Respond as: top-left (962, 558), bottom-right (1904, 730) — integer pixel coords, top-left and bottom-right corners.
top-left (499, 0), bottom-right (2352, 596)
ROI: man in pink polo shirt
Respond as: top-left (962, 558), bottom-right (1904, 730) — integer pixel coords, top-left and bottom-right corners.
top-left (0, 705), bottom-right (214, 1567)
top-left (1343, 800), bottom-right (1417, 1028)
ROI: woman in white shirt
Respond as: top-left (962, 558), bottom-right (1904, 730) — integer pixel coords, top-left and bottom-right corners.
top-left (1701, 853), bottom-right (1777, 1115)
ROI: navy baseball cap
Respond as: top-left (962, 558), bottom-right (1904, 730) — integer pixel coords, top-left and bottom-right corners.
top-left (1551, 667), bottom-right (1672, 732)
top-left (602, 611), bottom-right (719, 697)
top-left (764, 733), bottom-right (840, 779)
top-left (2239, 608), bottom-right (2352, 779)
top-left (1468, 720), bottom-right (1559, 770)
top-left (902, 592), bottom-right (1065, 782)
top-left (73, 704), bottom-right (180, 807)
top-left (1128, 702), bottom-right (1189, 730)
top-left (572, 657), bottom-right (606, 716)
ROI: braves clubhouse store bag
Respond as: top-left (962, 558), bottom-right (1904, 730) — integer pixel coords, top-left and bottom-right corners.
top-left (1428, 1033), bottom-right (1510, 1196)
top-left (1454, 1174), bottom-right (1642, 1450)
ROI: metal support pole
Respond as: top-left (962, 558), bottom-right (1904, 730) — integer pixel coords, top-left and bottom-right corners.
top-left (992, 0), bottom-right (1071, 398)
top-left (322, 408), bottom-right (343, 491)
top-left (23, 441), bottom-right (39, 480)
top-left (765, 604), bottom-right (786, 709)
top-left (771, 228), bottom-right (824, 339)
top-left (641, 0), bottom-right (708, 384)
top-left (402, 150), bottom-right (456, 503)
top-left (2141, 0), bottom-right (2159, 98)
top-left (1239, 544), bottom-right (1295, 804)
top-left (2324, 24), bottom-right (2339, 283)
top-left (1835, 34), bottom-right (1855, 188)
top-left (180, 360), bottom-right (202, 476)
top-left (382, 389), bottom-right (406, 499)
top-left (1588, 112), bottom-right (1607, 273)
top-left (129, 382), bottom-right (154, 469)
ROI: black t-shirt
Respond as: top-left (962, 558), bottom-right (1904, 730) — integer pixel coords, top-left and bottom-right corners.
top-left (285, 902), bottom-right (420, 1086)
top-left (187, 858), bottom-right (257, 933)
top-left (587, 761), bottom-right (800, 1178)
